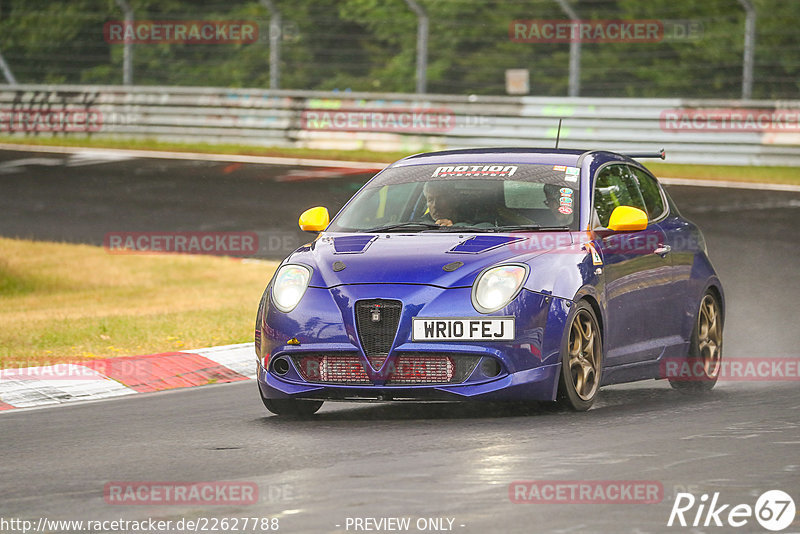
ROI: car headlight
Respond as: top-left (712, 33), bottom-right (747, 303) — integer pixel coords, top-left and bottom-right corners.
top-left (271, 264), bottom-right (312, 313)
top-left (472, 264), bottom-right (529, 313)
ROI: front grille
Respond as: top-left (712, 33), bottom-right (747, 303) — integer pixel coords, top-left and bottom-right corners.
top-left (355, 299), bottom-right (402, 357)
top-left (295, 353), bottom-right (370, 384)
top-left (290, 353), bottom-right (480, 385)
top-left (386, 354), bottom-right (480, 384)
top-left (386, 355), bottom-right (455, 384)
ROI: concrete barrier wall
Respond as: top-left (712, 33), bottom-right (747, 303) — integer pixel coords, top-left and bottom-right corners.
top-left (1, 84), bottom-right (799, 166)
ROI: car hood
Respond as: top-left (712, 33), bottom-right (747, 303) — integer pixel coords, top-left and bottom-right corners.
top-left (286, 231), bottom-right (576, 288)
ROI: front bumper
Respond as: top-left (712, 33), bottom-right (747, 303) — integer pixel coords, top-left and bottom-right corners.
top-left (257, 360), bottom-right (561, 402)
top-left (257, 283), bottom-right (571, 402)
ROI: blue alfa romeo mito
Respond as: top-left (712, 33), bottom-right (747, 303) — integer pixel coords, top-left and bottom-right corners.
top-left (255, 148), bottom-right (724, 415)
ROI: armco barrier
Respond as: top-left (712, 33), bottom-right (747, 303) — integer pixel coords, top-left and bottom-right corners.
top-left (1, 84), bottom-right (799, 166)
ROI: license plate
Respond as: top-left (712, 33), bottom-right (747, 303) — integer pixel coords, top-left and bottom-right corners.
top-left (412, 317), bottom-right (515, 341)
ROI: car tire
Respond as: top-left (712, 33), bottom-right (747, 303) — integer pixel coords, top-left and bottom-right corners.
top-left (669, 291), bottom-right (723, 392)
top-left (556, 300), bottom-right (603, 411)
top-left (259, 385), bottom-right (323, 416)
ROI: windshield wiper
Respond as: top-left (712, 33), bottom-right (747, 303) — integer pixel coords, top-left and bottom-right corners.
top-left (427, 225), bottom-right (489, 232)
top-left (363, 221), bottom-right (441, 232)
top-left (362, 222), bottom-right (569, 233)
top-left (485, 225), bottom-right (571, 232)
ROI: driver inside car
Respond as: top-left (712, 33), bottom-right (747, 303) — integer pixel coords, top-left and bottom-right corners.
top-left (423, 180), bottom-right (536, 228)
top-left (423, 181), bottom-right (475, 226)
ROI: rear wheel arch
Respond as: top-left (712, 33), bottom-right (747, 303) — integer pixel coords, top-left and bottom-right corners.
top-left (669, 287), bottom-right (723, 392)
top-left (687, 281), bottom-right (724, 340)
top-left (704, 283), bottom-right (724, 325)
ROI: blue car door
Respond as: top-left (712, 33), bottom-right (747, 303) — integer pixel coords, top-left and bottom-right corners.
top-left (627, 166), bottom-right (688, 354)
top-left (591, 164), bottom-right (676, 366)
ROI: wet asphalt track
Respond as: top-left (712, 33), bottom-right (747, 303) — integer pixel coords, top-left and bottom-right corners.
top-left (0, 149), bottom-right (799, 533)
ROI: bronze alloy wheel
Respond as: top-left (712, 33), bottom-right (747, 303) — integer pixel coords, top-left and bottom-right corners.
top-left (557, 301), bottom-right (603, 411)
top-left (670, 291), bottom-right (723, 392)
top-left (696, 294), bottom-right (723, 379)
top-left (569, 308), bottom-right (601, 400)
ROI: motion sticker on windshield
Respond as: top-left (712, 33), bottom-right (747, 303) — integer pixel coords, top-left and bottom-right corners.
top-left (565, 167), bottom-right (580, 175)
top-left (558, 205), bottom-right (573, 215)
top-left (586, 243), bottom-right (602, 265)
top-left (431, 165), bottom-right (517, 177)
top-left (552, 165), bottom-right (566, 171)
top-left (560, 187), bottom-right (573, 195)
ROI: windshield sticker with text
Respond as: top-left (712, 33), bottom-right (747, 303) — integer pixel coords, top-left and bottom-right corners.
top-left (431, 165), bottom-right (517, 177)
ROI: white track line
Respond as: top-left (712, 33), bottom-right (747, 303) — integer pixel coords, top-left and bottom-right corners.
top-left (0, 346), bottom-right (256, 411)
top-left (1, 143), bottom-right (798, 191)
top-left (0, 364), bottom-right (135, 408)
top-left (194, 342), bottom-right (257, 379)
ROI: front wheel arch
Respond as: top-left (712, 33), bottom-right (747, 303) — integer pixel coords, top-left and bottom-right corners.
top-left (258, 383), bottom-right (323, 417)
top-left (575, 293), bottom-right (604, 347)
top-left (555, 299), bottom-right (604, 411)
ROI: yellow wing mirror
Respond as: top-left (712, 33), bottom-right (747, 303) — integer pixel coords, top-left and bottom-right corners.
top-left (607, 206), bottom-right (648, 232)
top-left (298, 206), bottom-right (330, 232)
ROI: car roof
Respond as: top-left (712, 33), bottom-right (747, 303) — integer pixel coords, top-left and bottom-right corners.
top-left (390, 147), bottom-right (601, 168)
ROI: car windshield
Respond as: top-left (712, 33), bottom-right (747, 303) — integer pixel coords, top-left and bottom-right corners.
top-left (328, 163), bottom-right (580, 232)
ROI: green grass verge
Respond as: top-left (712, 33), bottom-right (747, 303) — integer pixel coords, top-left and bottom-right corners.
top-left (0, 237), bottom-right (277, 368)
top-left (0, 135), bottom-right (798, 184)
top-left (647, 162), bottom-right (800, 185)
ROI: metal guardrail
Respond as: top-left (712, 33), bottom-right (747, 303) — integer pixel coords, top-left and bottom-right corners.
top-left (1, 84), bottom-right (799, 166)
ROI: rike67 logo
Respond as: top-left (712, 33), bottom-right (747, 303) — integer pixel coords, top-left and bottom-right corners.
top-left (668, 490), bottom-right (796, 531)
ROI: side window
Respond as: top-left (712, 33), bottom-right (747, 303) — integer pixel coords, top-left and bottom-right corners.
top-left (380, 182), bottom-right (418, 221)
top-left (336, 183), bottom-right (418, 228)
top-left (629, 167), bottom-right (666, 220)
top-left (593, 164), bottom-right (646, 227)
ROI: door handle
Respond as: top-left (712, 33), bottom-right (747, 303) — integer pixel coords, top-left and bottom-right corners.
top-left (653, 244), bottom-right (672, 257)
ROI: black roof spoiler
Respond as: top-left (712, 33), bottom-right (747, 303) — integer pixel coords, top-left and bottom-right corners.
top-left (624, 149), bottom-right (666, 160)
